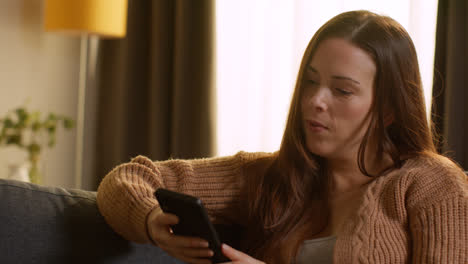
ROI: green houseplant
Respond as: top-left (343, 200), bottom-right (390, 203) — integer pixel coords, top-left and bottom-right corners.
top-left (0, 107), bottom-right (74, 183)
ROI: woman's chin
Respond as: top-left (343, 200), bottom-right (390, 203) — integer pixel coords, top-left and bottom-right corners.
top-left (306, 144), bottom-right (334, 158)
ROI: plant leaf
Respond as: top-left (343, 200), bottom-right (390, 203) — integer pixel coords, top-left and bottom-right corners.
top-left (6, 134), bottom-right (21, 145)
top-left (63, 118), bottom-right (75, 129)
top-left (28, 142), bottom-right (41, 157)
top-left (3, 118), bottom-right (13, 128)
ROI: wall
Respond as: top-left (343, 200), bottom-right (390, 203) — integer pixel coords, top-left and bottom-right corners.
top-left (0, 0), bottom-right (80, 188)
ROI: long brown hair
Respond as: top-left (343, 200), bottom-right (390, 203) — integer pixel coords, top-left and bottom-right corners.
top-left (241, 10), bottom-right (436, 262)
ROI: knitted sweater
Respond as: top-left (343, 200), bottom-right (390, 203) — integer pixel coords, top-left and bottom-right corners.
top-left (96, 151), bottom-right (468, 263)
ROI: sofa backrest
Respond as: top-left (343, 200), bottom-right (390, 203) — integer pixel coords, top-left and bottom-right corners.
top-left (0, 179), bottom-right (183, 264)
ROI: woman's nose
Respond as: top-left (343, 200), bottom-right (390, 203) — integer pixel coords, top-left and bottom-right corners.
top-left (307, 88), bottom-right (328, 112)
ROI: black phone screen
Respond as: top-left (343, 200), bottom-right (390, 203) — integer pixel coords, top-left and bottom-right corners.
top-left (154, 188), bottom-right (230, 263)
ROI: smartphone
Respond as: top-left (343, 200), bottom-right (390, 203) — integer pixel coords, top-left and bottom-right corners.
top-left (154, 188), bottom-right (230, 263)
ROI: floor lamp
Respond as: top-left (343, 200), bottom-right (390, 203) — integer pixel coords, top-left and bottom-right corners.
top-left (43, 0), bottom-right (128, 189)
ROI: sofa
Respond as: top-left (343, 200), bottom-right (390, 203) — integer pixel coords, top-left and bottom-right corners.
top-left (0, 178), bottom-right (185, 264)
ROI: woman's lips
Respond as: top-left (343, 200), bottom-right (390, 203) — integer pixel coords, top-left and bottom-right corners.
top-left (306, 120), bottom-right (328, 132)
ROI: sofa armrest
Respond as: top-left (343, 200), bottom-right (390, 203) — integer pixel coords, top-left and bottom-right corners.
top-left (0, 179), bottom-right (183, 264)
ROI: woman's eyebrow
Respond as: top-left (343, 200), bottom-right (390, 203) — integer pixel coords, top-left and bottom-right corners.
top-left (307, 66), bottom-right (360, 85)
top-left (332, 75), bottom-right (361, 85)
top-left (307, 66), bottom-right (318, 73)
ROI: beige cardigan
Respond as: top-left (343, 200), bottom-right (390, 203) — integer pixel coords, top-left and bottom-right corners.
top-left (96, 151), bottom-right (468, 263)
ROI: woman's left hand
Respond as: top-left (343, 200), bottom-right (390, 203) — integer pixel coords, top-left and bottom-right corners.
top-left (220, 244), bottom-right (265, 264)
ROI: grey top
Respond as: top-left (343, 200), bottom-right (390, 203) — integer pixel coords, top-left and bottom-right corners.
top-left (296, 236), bottom-right (337, 264)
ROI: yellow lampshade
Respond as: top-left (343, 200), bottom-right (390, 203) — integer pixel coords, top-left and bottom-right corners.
top-left (44, 0), bottom-right (128, 38)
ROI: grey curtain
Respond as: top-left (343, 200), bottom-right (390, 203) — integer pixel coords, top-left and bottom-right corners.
top-left (89, 0), bottom-right (216, 190)
top-left (432, 0), bottom-right (468, 169)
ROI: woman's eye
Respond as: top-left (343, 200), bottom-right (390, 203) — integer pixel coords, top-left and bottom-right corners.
top-left (306, 79), bottom-right (318, 85)
top-left (336, 88), bottom-right (352, 96)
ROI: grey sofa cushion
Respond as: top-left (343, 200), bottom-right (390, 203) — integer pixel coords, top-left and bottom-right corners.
top-left (0, 178), bottom-right (183, 264)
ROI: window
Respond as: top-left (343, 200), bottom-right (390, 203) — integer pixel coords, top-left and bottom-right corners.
top-left (215, 0), bottom-right (438, 156)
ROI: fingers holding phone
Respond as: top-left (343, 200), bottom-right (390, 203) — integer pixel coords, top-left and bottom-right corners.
top-left (220, 244), bottom-right (265, 264)
top-left (153, 188), bottom-right (231, 263)
top-left (147, 207), bottom-right (214, 264)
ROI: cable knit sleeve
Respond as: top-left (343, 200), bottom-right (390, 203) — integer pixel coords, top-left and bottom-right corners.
top-left (407, 157), bottom-right (468, 263)
top-left (96, 151), bottom-right (273, 244)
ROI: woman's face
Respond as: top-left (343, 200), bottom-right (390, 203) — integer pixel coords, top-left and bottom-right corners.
top-left (301, 38), bottom-right (376, 161)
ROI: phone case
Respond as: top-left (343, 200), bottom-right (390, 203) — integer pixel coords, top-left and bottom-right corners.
top-left (154, 188), bottom-right (230, 263)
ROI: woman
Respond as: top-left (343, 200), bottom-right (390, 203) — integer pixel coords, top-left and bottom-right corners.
top-left (97, 10), bottom-right (468, 263)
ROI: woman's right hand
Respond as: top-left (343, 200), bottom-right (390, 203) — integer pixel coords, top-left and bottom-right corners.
top-left (146, 207), bottom-right (214, 264)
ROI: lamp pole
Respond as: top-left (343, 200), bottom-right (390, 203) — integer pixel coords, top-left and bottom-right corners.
top-left (75, 35), bottom-right (89, 189)
top-left (43, 0), bottom-right (128, 189)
